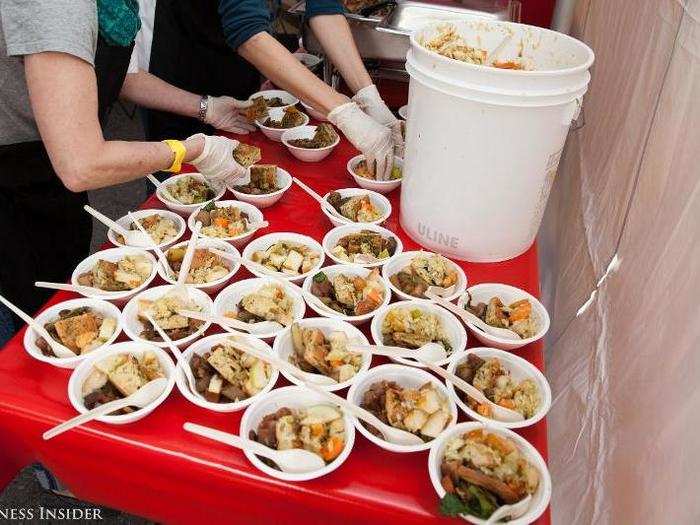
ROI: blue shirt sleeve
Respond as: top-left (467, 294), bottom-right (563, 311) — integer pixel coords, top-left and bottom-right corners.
top-left (218, 0), bottom-right (272, 51)
top-left (305, 0), bottom-right (345, 19)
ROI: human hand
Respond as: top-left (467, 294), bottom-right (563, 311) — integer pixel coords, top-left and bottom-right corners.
top-left (328, 101), bottom-right (393, 181)
top-left (204, 96), bottom-right (256, 134)
top-left (353, 84), bottom-right (404, 156)
top-left (187, 133), bottom-right (247, 188)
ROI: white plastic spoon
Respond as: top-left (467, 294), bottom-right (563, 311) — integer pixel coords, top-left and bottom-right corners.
top-left (43, 377), bottom-right (168, 440)
top-left (177, 221), bottom-right (202, 289)
top-left (34, 281), bottom-right (124, 297)
top-left (302, 381), bottom-right (424, 446)
top-left (350, 343), bottom-right (447, 363)
top-left (425, 290), bottom-right (521, 341)
top-left (425, 284), bottom-right (457, 298)
top-left (208, 248), bottom-right (288, 277)
top-left (485, 494), bottom-right (533, 524)
top-left (178, 309), bottom-right (282, 335)
top-left (127, 211), bottom-right (174, 276)
top-left (0, 294), bottom-right (76, 358)
top-left (291, 177), bottom-right (346, 221)
top-left (486, 34), bottom-right (513, 66)
top-left (83, 205), bottom-right (151, 248)
top-left (414, 357), bottom-right (524, 423)
top-left (148, 174), bottom-right (177, 203)
top-left (142, 312), bottom-right (198, 396)
top-left (225, 334), bottom-right (337, 386)
top-left (183, 422), bottom-right (325, 473)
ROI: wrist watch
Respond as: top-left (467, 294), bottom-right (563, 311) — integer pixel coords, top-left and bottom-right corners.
top-left (198, 95), bottom-right (209, 122)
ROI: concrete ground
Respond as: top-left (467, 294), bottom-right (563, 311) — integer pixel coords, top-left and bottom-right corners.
top-left (0, 102), bottom-right (151, 523)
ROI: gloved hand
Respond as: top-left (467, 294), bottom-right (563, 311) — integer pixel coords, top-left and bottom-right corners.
top-left (352, 84), bottom-right (404, 156)
top-left (203, 96), bottom-right (256, 134)
top-left (328, 102), bottom-right (394, 181)
top-left (187, 133), bottom-right (247, 188)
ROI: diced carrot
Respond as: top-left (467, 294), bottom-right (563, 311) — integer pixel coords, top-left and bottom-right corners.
top-left (213, 217), bottom-right (229, 228)
top-left (509, 300), bottom-right (532, 322)
top-left (498, 398), bottom-right (516, 409)
top-left (476, 404), bottom-right (492, 417)
top-left (353, 276), bottom-right (366, 291)
top-left (329, 359), bottom-right (343, 368)
top-left (310, 423), bottom-right (325, 437)
top-left (366, 288), bottom-right (382, 304)
top-left (321, 436), bottom-right (344, 462)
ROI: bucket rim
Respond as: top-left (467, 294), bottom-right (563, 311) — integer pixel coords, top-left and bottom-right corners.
top-left (410, 19), bottom-right (595, 78)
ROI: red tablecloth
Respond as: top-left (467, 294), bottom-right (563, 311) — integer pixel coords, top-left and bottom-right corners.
top-left (0, 133), bottom-right (549, 524)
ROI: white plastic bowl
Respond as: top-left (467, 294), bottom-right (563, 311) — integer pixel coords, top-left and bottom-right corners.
top-left (107, 208), bottom-right (186, 252)
top-left (242, 232), bottom-right (325, 284)
top-left (456, 283), bottom-right (550, 351)
top-left (346, 363), bottom-right (458, 453)
top-left (249, 89), bottom-right (299, 110)
top-left (446, 348), bottom-right (552, 429)
top-left (321, 188), bottom-right (392, 227)
top-left (427, 421), bottom-right (552, 525)
top-left (299, 100), bottom-right (328, 122)
top-left (322, 223), bottom-right (404, 268)
top-left (398, 105), bottom-right (408, 120)
top-left (157, 238), bottom-right (240, 295)
top-left (155, 173), bottom-right (225, 217)
top-left (301, 265), bottom-right (390, 325)
top-left (293, 52), bottom-right (322, 70)
top-left (121, 285), bottom-right (213, 349)
top-left (347, 154), bottom-right (403, 194)
top-left (23, 298), bottom-right (123, 369)
top-left (239, 385), bottom-right (356, 481)
top-left (228, 167), bottom-right (292, 209)
top-left (370, 300), bottom-right (467, 368)
top-left (187, 199), bottom-right (265, 247)
top-left (67, 341), bottom-right (176, 425)
top-left (175, 333), bottom-right (279, 413)
top-left (71, 247), bottom-right (158, 304)
top-left (272, 317), bottom-right (370, 391)
top-left (281, 125), bottom-right (339, 162)
top-left (382, 250), bottom-right (468, 303)
top-left (256, 107), bottom-right (310, 142)
top-left (212, 277), bottom-right (306, 341)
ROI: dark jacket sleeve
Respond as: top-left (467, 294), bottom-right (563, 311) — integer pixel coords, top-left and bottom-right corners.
top-left (218, 0), bottom-right (271, 51)
top-left (305, 0), bottom-right (345, 19)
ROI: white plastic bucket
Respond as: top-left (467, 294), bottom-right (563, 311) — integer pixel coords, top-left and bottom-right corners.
top-left (400, 19), bottom-right (594, 262)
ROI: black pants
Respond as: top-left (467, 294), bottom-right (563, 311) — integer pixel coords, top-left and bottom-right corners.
top-left (0, 142), bottom-right (92, 329)
top-left (146, 0), bottom-right (261, 141)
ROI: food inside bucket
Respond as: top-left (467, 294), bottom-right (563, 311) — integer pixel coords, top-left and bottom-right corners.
top-left (420, 24), bottom-right (525, 70)
top-left (439, 429), bottom-right (539, 519)
top-left (463, 293), bottom-right (538, 339)
top-left (288, 124), bottom-right (338, 149)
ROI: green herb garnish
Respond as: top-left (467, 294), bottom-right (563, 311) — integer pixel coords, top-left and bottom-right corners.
top-left (439, 486), bottom-right (498, 520)
top-left (313, 272), bottom-right (327, 283)
top-left (202, 201), bottom-right (217, 212)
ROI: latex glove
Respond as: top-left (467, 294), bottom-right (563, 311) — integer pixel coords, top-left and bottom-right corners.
top-left (204, 96), bottom-right (256, 134)
top-left (188, 134), bottom-right (247, 188)
top-left (328, 102), bottom-right (393, 181)
top-left (353, 84), bottom-right (404, 155)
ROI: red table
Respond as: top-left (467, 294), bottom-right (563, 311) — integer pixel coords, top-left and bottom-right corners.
top-left (0, 133), bottom-right (549, 524)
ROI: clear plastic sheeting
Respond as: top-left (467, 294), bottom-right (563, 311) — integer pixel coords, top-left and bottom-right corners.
top-left (538, 0), bottom-right (700, 523)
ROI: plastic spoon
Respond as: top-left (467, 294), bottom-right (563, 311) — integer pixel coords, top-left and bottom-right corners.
top-left (291, 177), bottom-right (347, 221)
top-left (302, 381), bottom-right (424, 446)
top-left (34, 281), bottom-right (125, 297)
top-left (178, 310), bottom-right (282, 335)
top-left (83, 205), bottom-right (152, 248)
top-left (225, 334), bottom-right (337, 386)
top-left (142, 312), bottom-right (198, 396)
top-left (42, 378), bottom-right (168, 440)
top-left (414, 357), bottom-right (524, 423)
top-left (148, 174), bottom-right (177, 203)
top-left (208, 248), bottom-right (288, 277)
top-left (350, 343), bottom-right (447, 363)
top-left (0, 294), bottom-right (76, 359)
top-left (183, 422), bottom-right (325, 473)
top-left (425, 284), bottom-right (457, 298)
top-left (486, 34), bottom-right (513, 65)
top-left (127, 211), bottom-right (174, 276)
top-left (425, 290), bottom-right (520, 341)
top-left (175, 221), bottom-right (202, 290)
top-left (485, 494), bottom-right (532, 524)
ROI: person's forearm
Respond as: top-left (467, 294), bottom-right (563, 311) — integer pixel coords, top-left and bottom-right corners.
top-left (120, 70), bottom-right (200, 118)
top-left (238, 32), bottom-right (348, 115)
top-left (309, 14), bottom-right (372, 94)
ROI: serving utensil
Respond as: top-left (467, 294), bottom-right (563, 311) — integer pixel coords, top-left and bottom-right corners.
top-left (0, 294), bottom-right (76, 359)
top-left (350, 343), bottom-right (447, 363)
top-left (485, 494), bottom-right (532, 524)
top-left (303, 381), bottom-right (424, 446)
top-left (84, 205), bottom-right (152, 248)
top-left (425, 290), bottom-right (520, 341)
top-left (415, 357), bottom-right (524, 423)
top-left (127, 211), bottom-right (173, 275)
top-left (291, 177), bottom-right (346, 221)
top-left (176, 221), bottom-right (202, 288)
top-left (225, 334), bottom-right (337, 386)
top-left (183, 422), bottom-right (325, 473)
top-left (34, 281), bottom-right (124, 297)
top-left (178, 309), bottom-right (283, 335)
top-left (43, 377), bottom-right (168, 440)
top-left (142, 312), bottom-right (198, 396)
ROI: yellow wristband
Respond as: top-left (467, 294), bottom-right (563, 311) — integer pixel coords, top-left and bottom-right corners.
top-left (163, 139), bottom-right (187, 173)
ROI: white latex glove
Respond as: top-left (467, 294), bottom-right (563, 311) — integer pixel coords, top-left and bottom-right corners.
top-left (187, 133), bottom-right (247, 188)
top-left (328, 102), bottom-right (393, 181)
top-left (204, 96), bottom-right (256, 134)
top-left (352, 84), bottom-right (404, 155)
